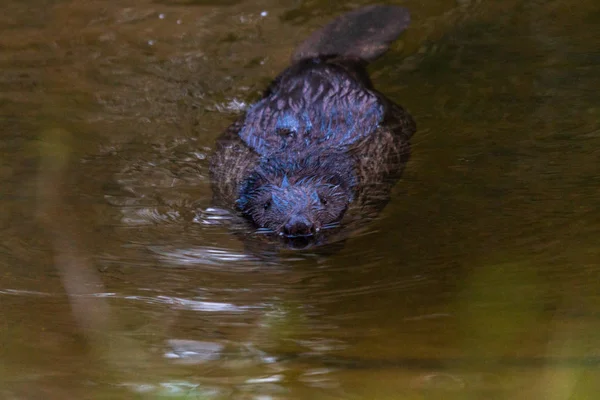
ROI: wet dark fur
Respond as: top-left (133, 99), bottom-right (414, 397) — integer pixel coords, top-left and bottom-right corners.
top-left (210, 6), bottom-right (416, 246)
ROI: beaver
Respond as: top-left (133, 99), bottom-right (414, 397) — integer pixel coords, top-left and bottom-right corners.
top-left (210, 5), bottom-right (416, 246)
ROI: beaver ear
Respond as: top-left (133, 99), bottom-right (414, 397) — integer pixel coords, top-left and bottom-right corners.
top-left (310, 191), bottom-right (321, 204)
top-left (237, 174), bottom-right (261, 211)
top-left (235, 196), bottom-right (248, 211)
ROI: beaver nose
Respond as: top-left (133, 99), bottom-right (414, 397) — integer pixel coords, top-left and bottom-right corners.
top-left (283, 215), bottom-right (314, 237)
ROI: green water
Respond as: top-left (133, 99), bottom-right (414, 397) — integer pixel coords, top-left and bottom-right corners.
top-left (1, 0), bottom-right (600, 398)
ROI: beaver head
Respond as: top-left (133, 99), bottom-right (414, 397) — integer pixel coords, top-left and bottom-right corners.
top-left (236, 153), bottom-right (356, 238)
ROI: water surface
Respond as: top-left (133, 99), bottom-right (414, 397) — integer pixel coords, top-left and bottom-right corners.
top-left (1, 0), bottom-right (600, 398)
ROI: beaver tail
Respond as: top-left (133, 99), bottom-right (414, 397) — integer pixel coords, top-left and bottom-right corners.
top-left (291, 5), bottom-right (411, 64)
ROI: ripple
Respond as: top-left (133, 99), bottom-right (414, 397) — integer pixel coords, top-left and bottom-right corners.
top-left (149, 245), bottom-right (261, 267)
top-left (111, 206), bottom-right (183, 226)
top-left (100, 292), bottom-right (261, 312)
top-left (193, 207), bottom-right (236, 226)
top-left (165, 339), bottom-right (224, 364)
top-left (208, 98), bottom-right (249, 114)
top-left (0, 289), bottom-right (53, 297)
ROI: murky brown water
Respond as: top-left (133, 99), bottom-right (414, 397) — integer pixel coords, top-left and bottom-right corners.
top-left (2, 0), bottom-right (600, 398)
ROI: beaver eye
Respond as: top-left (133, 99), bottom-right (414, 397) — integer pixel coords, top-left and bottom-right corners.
top-left (311, 191), bottom-right (328, 206)
top-left (276, 127), bottom-right (295, 137)
top-left (316, 193), bottom-right (327, 206)
top-left (263, 200), bottom-right (271, 210)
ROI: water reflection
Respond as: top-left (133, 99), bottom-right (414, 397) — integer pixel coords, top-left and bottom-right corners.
top-left (150, 245), bottom-right (261, 267)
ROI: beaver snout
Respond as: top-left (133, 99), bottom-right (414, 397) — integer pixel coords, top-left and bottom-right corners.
top-left (282, 214), bottom-right (316, 237)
